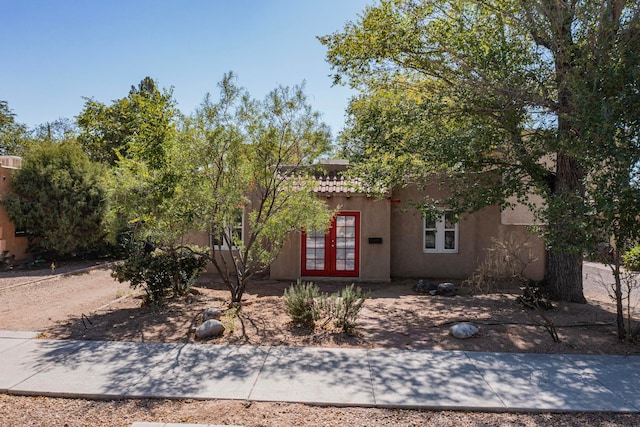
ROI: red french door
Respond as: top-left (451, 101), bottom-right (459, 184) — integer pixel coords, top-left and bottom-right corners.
top-left (302, 212), bottom-right (360, 277)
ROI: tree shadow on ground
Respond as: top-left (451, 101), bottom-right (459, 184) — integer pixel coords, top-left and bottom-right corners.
top-left (41, 270), bottom-right (640, 356)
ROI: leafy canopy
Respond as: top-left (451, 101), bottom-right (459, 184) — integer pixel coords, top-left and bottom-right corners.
top-left (77, 77), bottom-right (178, 166)
top-left (172, 74), bottom-right (334, 303)
top-left (321, 0), bottom-right (640, 302)
top-left (108, 73), bottom-right (334, 304)
top-left (2, 140), bottom-right (108, 257)
top-left (0, 100), bottom-right (30, 156)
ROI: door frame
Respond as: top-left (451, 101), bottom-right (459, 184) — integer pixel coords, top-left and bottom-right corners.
top-left (301, 211), bottom-right (360, 277)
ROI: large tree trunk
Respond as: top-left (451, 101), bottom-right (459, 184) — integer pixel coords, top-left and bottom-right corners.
top-left (544, 152), bottom-right (586, 303)
top-left (542, 1), bottom-right (587, 303)
top-left (545, 251), bottom-right (585, 303)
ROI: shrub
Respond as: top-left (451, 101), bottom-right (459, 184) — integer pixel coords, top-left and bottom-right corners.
top-left (465, 233), bottom-right (538, 293)
top-left (112, 245), bottom-right (206, 306)
top-left (517, 280), bottom-right (553, 310)
top-left (325, 284), bottom-right (369, 333)
top-left (0, 250), bottom-right (15, 271)
top-left (623, 245), bottom-right (640, 272)
top-left (2, 140), bottom-right (108, 258)
top-left (283, 280), bottom-right (322, 327)
top-left (283, 281), bottom-right (369, 333)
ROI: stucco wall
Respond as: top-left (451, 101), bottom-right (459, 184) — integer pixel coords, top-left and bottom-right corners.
top-left (270, 194), bottom-right (391, 282)
top-left (190, 180), bottom-right (545, 283)
top-left (389, 185), bottom-right (545, 280)
top-left (501, 193), bottom-right (545, 225)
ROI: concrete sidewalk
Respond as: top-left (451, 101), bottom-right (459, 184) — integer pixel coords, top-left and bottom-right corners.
top-left (1, 330), bottom-right (639, 413)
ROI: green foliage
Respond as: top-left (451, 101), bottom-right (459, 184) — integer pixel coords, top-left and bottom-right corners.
top-left (283, 280), bottom-right (322, 327)
top-left (111, 245), bottom-right (206, 306)
top-left (283, 281), bottom-right (369, 333)
top-left (221, 306), bottom-right (239, 335)
top-left (77, 77), bottom-right (177, 166)
top-left (2, 140), bottom-right (108, 258)
top-left (0, 100), bottom-right (30, 156)
top-left (98, 74), bottom-right (332, 305)
top-left (154, 73), bottom-right (333, 303)
top-left (81, 78), bottom-right (185, 249)
top-left (623, 246), bottom-right (640, 272)
top-left (325, 284), bottom-right (369, 333)
top-left (31, 118), bottom-right (78, 143)
top-left (321, 0), bottom-right (640, 303)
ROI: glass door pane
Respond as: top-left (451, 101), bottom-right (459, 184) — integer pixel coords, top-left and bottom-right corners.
top-left (334, 214), bottom-right (356, 272)
top-left (305, 230), bottom-right (326, 271)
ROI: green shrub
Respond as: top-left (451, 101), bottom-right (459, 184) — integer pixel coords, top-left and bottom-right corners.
top-left (623, 246), bottom-right (640, 272)
top-left (283, 281), bottom-right (369, 333)
top-left (2, 140), bottom-right (108, 258)
top-left (283, 280), bottom-right (322, 327)
top-left (325, 284), bottom-right (369, 333)
top-left (111, 245), bottom-right (206, 306)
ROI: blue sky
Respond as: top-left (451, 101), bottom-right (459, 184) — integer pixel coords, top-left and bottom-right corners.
top-left (1, 1), bottom-right (372, 139)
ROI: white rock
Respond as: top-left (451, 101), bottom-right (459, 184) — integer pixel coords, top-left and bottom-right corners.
top-left (449, 322), bottom-right (479, 339)
top-left (195, 319), bottom-right (225, 339)
top-left (203, 307), bottom-right (223, 321)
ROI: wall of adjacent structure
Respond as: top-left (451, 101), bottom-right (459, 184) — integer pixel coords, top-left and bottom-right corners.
top-left (388, 184), bottom-right (545, 281)
top-left (0, 160), bottom-right (29, 260)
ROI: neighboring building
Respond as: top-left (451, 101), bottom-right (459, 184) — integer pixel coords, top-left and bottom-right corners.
top-left (269, 161), bottom-right (545, 282)
top-left (0, 156), bottom-right (28, 260)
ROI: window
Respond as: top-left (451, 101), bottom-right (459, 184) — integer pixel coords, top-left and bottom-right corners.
top-left (424, 211), bottom-right (458, 253)
top-left (211, 209), bottom-right (243, 250)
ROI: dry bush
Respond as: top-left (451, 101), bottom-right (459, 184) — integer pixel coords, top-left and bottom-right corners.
top-left (465, 233), bottom-right (538, 294)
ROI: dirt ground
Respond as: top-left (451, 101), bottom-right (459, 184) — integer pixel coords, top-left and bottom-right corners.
top-left (2, 263), bottom-right (640, 427)
top-left (1, 263), bottom-right (638, 355)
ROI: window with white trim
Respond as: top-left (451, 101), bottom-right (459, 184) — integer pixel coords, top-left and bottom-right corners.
top-left (212, 209), bottom-right (244, 250)
top-left (424, 211), bottom-right (458, 253)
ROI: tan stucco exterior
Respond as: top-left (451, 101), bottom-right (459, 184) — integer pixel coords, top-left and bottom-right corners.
top-left (193, 163), bottom-right (546, 283)
top-left (0, 158), bottom-right (28, 260)
top-left (270, 193), bottom-right (392, 282)
top-left (269, 181), bottom-right (545, 282)
top-left (388, 185), bottom-right (544, 280)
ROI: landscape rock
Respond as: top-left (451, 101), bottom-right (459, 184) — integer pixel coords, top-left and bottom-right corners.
top-left (203, 307), bottom-right (223, 321)
top-left (449, 322), bottom-right (479, 339)
top-left (437, 282), bottom-right (458, 296)
top-left (413, 280), bottom-right (438, 294)
top-left (195, 319), bottom-right (225, 339)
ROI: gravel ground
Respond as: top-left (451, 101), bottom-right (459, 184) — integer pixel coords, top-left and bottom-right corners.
top-left (1, 262), bottom-right (639, 426)
top-left (1, 395), bottom-right (639, 427)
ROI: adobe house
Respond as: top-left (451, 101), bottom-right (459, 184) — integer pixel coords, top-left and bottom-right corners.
top-left (0, 156), bottom-right (28, 260)
top-left (269, 160), bottom-right (545, 282)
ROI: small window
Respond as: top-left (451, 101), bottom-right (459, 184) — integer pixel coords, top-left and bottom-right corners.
top-left (424, 211), bottom-right (458, 254)
top-left (212, 209), bottom-right (243, 250)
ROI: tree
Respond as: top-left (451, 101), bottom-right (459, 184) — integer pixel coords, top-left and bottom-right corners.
top-left (31, 117), bottom-right (78, 142)
top-left (77, 77), bottom-right (177, 166)
top-left (114, 73), bottom-right (334, 304)
top-left (77, 77), bottom-right (179, 247)
top-left (2, 140), bottom-right (108, 258)
top-left (320, 0), bottom-right (640, 303)
top-left (0, 100), bottom-right (29, 156)
top-left (573, 21), bottom-right (640, 338)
